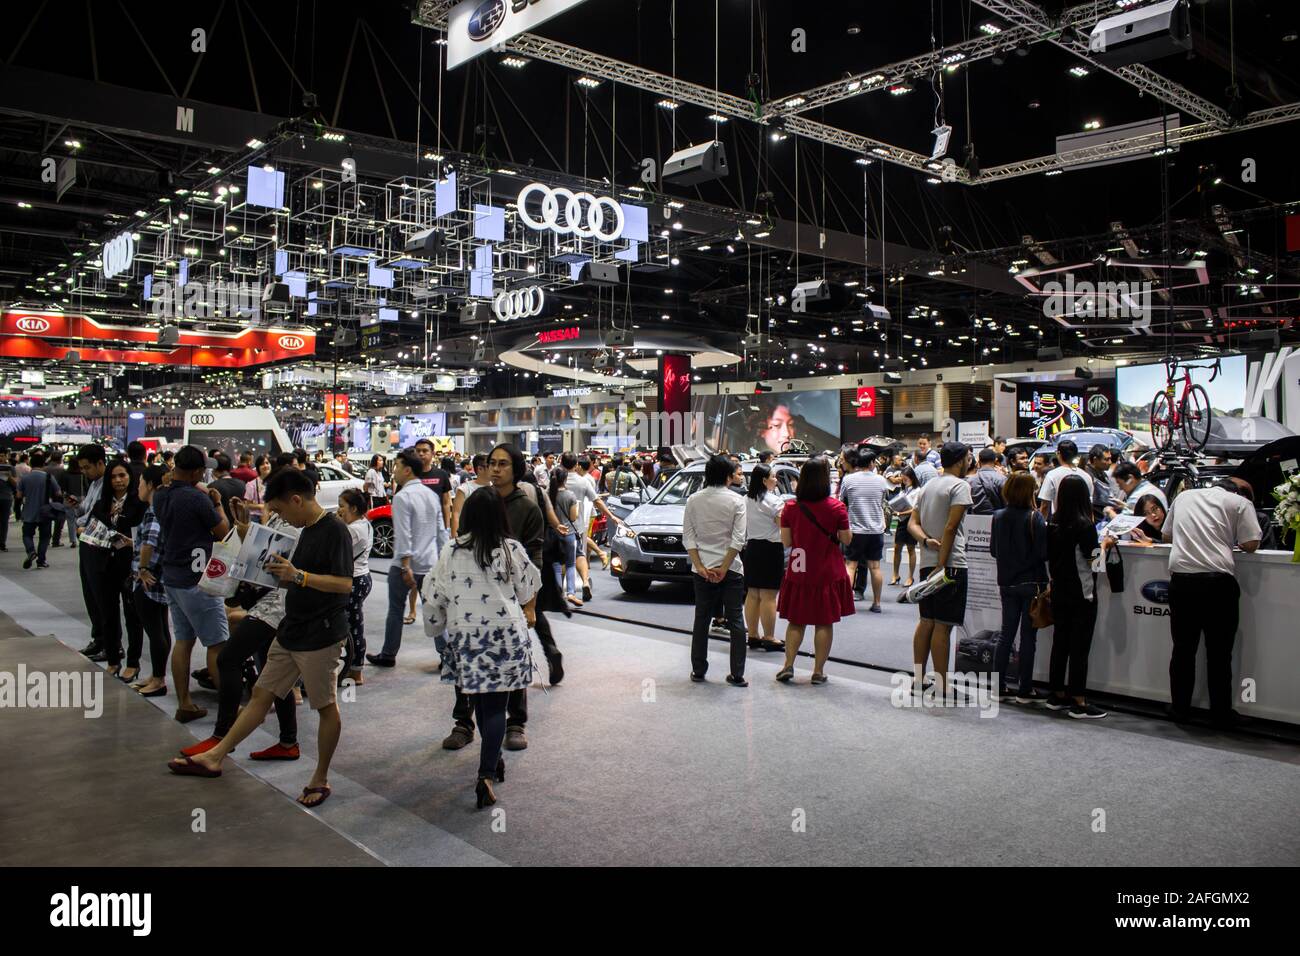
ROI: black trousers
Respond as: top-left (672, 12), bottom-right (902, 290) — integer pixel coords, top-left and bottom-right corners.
top-left (691, 570), bottom-right (747, 679)
top-left (79, 543), bottom-right (104, 648)
top-left (474, 691), bottom-right (510, 778)
top-left (0, 497), bottom-right (10, 548)
top-left (215, 616), bottom-right (297, 744)
top-left (454, 684), bottom-right (526, 730)
top-left (1169, 572), bottom-right (1240, 715)
top-left (1048, 597), bottom-right (1097, 698)
top-left (132, 585), bottom-right (171, 680)
top-left (88, 546), bottom-right (143, 668)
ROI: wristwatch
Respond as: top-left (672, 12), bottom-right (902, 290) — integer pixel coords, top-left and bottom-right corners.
top-left (294, 569), bottom-right (306, 587)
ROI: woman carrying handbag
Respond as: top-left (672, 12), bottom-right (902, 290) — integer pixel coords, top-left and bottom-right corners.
top-left (1044, 475), bottom-right (1107, 719)
top-left (989, 472), bottom-right (1049, 703)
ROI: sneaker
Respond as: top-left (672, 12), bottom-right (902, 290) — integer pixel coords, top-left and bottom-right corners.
top-left (710, 618), bottom-right (728, 634)
top-left (547, 651), bottom-right (564, 686)
top-left (250, 742), bottom-right (300, 761)
top-left (365, 653), bottom-right (396, 667)
top-left (1043, 694), bottom-right (1071, 711)
top-left (504, 725), bottom-right (528, 750)
top-left (22, 554), bottom-right (34, 569)
top-left (582, 585), bottom-right (592, 602)
top-left (1068, 702), bottom-right (1108, 720)
top-left (725, 674), bottom-right (749, 687)
top-left (36, 561), bottom-right (49, 569)
top-left (775, 667), bottom-right (794, 683)
top-left (853, 590), bottom-right (866, 601)
top-left (869, 604), bottom-right (882, 614)
top-left (179, 736), bottom-right (226, 757)
top-left (689, 672), bottom-right (706, 683)
top-left (79, 642), bottom-right (102, 658)
top-left (192, 668), bottom-right (216, 691)
top-left (442, 725), bottom-right (474, 750)
top-left (994, 688), bottom-right (1017, 703)
top-left (1014, 689), bottom-right (1047, 705)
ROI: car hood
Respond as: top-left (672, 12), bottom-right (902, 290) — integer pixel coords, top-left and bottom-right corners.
top-left (625, 502), bottom-right (685, 530)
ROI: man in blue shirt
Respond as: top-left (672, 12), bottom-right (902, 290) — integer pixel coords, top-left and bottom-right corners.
top-left (367, 449), bottom-right (440, 667)
top-left (153, 445), bottom-right (230, 722)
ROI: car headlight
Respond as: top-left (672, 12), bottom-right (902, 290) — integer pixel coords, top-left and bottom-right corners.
top-left (616, 525), bottom-right (638, 540)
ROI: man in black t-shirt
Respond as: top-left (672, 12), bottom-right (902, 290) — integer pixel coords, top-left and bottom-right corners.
top-left (413, 438), bottom-right (452, 545)
top-left (208, 453), bottom-right (247, 524)
top-left (169, 467), bottom-right (353, 807)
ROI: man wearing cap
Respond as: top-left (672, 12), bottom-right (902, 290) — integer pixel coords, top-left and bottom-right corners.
top-left (1161, 475), bottom-right (1262, 728)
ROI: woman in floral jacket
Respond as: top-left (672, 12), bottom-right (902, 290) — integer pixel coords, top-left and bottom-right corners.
top-left (423, 486), bottom-right (541, 808)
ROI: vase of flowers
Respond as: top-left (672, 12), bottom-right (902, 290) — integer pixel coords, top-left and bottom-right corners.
top-left (1272, 474), bottom-right (1300, 563)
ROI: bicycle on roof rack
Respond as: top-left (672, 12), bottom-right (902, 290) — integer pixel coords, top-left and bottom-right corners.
top-left (1150, 355), bottom-right (1221, 453)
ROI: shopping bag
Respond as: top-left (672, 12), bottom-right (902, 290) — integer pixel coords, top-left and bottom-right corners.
top-left (198, 530), bottom-right (241, 598)
top-left (899, 567), bottom-right (953, 604)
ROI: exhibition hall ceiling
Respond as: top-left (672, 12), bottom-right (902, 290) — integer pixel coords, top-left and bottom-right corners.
top-left (0, 0), bottom-right (1297, 405)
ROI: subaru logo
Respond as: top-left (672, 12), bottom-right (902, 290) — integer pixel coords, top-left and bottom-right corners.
top-left (1140, 580), bottom-right (1171, 605)
top-left (277, 335), bottom-right (305, 350)
top-left (15, 316), bottom-right (51, 334)
top-left (664, 536), bottom-right (678, 544)
top-left (467, 0), bottom-right (506, 41)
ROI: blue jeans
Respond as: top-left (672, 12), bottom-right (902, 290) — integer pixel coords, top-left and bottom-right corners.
top-left (381, 565), bottom-right (424, 659)
top-left (552, 533), bottom-right (577, 595)
top-left (995, 584), bottom-right (1039, 694)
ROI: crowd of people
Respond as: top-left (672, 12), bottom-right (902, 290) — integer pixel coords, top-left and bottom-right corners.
top-left (2, 426), bottom-right (1261, 817)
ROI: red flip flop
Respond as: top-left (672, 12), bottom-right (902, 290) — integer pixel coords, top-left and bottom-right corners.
top-left (168, 755), bottom-right (222, 777)
top-left (298, 785), bottom-right (331, 808)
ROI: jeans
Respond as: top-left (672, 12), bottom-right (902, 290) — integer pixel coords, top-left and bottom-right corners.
top-left (995, 584), bottom-right (1039, 694)
top-left (0, 497), bottom-right (11, 548)
top-left (552, 533), bottom-right (577, 595)
top-left (132, 585), bottom-right (171, 680)
top-left (474, 691), bottom-right (510, 778)
top-left (214, 616), bottom-right (297, 744)
top-left (1049, 597), bottom-right (1097, 698)
top-left (347, 573), bottom-right (372, 668)
top-left (22, 519), bottom-right (51, 563)
top-left (690, 570), bottom-right (747, 679)
top-left (1169, 572), bottom-right (1239, 715)
top-left (380, 565), bottom-right (424, 659)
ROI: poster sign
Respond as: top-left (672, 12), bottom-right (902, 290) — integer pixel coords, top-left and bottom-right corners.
top-left (958, 421), bottom-right (990, 448)
top-left (855, 386), bottom-right (877, 418)
top-left (659, 353), bottom-right (692, 445)
top-left (446, 0), bottom-right (592, 69)
top-left (324, 392), bottom-right (349, 425)
top-left (1016, 379), bottom-right (1117, 440)
top-left (229, 522), bottom-right (301, 589)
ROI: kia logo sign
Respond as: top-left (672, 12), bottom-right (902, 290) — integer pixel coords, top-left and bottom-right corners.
top-left (190, 414), bottom-right (216, 425)
top-left (467, 0), bottom-right (506, 41)
top-left (277, 335), bottom-right (305, 350)
top-left (205, 558), bottom-right (227, 578)
top-left (15, 316), bottom-right (51, 334)
top-left (102, 231), bottom-right (135, 280)
top-left (1140, 580), bottom-right (1171, 605)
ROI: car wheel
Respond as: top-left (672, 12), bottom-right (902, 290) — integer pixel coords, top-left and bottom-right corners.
top-left (618, 577), bottom-right (652, 595)
top-left (371, 518), bottom-right (394, 559)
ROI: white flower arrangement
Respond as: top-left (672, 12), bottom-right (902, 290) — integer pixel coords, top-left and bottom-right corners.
top-left (1272, 474), bottom-right (1300, 562)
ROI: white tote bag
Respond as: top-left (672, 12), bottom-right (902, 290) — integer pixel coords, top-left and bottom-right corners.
top-left (198, 530), bottom-right (241, 598)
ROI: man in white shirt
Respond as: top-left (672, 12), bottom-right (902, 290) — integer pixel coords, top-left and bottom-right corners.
top-left (1162, 477), bottom-right (1261, 727)
top-left (1113, 462), bottom-right (1168, 515)
top-left (563, 452), bottom-right (624, 601)
top-left (683, 454), bottom-right (749, 686)
top-left (1037, 439), bottom-right (1094, 517)
top-left (838, 449), bottom-right (890, 611)
top-left (74, 444), bottom-right (107, 660)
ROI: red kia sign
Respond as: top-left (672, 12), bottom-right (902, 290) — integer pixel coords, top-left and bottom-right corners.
top-left (14, 316), bottom-right (52, 334)
top-left (856, 386), bottom-right (877, 418)
top-left (536, 326), bottom-right (580, 344)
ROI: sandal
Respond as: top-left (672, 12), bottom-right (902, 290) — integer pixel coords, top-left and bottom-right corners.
top-left (566, 593), bottom-right (584, 607)
top-left (167, 755), bottom-right (222, 777)
top-left (298, 785), bottom-right (331, 808)
top-left (403, 614), bottom-right (417, 625)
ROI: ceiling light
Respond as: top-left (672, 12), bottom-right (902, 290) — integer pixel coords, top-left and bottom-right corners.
top-left (707, 113), bottom-right (729, 123)
top-left (1083, 119), bottom-right (1102, 130)
top-left (1045, 169), bottom-right (1064, 176)
top-left (888, 83), bottom-right (912, 95)
top-left (246, 138), bottom-right (263, 149)
top-left (575, 76), bottom-right (602, 89)
top-left (783, 96), bottom-right (806, 109)
top-left (657, 98), bottom-right (679, 110)
top-left (1069, 66), bottom-right (1090, 77)
top-left (855, 157), bottom-right (874, 166)
top-left (978, 21), bottom-right (1003, 35)
top-left (501, 56), bottom-right (528, 68)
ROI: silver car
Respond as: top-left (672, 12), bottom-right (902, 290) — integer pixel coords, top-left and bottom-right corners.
top-left (608, 460), bottom-right (799, 593)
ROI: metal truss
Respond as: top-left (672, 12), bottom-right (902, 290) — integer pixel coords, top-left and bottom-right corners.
top-left (971, 0), bottom-right (1231, 126)
top-left (978, 102), bottom-right (1300, 182)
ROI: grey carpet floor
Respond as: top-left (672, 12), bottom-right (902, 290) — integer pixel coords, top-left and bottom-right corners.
top-left (1, 547), bottom-right (1297, 866)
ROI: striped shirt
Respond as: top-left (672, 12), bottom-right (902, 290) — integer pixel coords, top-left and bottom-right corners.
top-left (131, 506), bottom-right (167, 604)
top-left (838, 470), bottom-right (889, 535)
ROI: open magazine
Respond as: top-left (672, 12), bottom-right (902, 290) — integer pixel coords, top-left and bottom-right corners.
top-left (228, 521), bottom-right (301, 588)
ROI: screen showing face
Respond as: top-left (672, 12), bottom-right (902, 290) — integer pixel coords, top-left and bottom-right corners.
top-left (692, 390), bottom-right (840, 456)
top-left (399, 413), bottom-right (448, 446)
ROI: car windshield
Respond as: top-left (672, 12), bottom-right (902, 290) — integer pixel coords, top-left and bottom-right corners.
top-left (651, 470), bottom-right (707, 505)
top-left (1057, 432), bottom-right (1124, 450)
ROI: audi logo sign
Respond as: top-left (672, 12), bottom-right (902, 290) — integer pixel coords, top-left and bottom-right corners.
top-left (102, 231), bottom-right (135, 280)
top-left (277, 335), bottom-right (306, 351)
top-left (15, 316), bottom-right (51, 334)
top-left (190, 414), bottom-right (216, 425)
top-left (517, 182), bottom-right (626, 242)
top-left (493, 286), bottom-right (546, 321)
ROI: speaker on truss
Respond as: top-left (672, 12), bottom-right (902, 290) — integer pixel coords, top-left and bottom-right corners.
top-left (332, 327), bottom-right (358, 347)
top-left (580, 262), bottom-right (621, 286)
top-left (603, 328), bottom-right (633, 348)
top-left (460, 302), bottom-right (492, 325)
top-left (1088, 0), bottom-right (1191, 67)
top-left (262, 281), bottom-right (292, 313)
top-left (1037, 347), bottom-right (1064, 363)
top-left (663, 141), bottom-right (729, 187)
top-left (158, 325), bottom-right (181, 346)
top-left (473, 343), bottom-right (497, 364)
top-left (404, 227), bottom-right (445, 258)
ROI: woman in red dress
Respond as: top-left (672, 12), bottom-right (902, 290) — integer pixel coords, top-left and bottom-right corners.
top-left (776, 457), bottom-right (855, 684)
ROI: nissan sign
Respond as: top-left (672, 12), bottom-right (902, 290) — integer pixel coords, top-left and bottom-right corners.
top-left (277, 335), bottom-right (306, 351)
top-left (102, 231), bottom-right (135, 280)
top-left (15, 316), bottom-right (51, 334)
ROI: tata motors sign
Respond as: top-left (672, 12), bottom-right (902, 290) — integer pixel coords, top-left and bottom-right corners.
top-left (101, 231), bottom-right (135, 280)
top-left (446, 0), bottom-right (591, 69)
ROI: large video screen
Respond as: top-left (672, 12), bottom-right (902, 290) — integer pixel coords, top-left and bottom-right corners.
top-left (692, 389), bottom-right (841, 456)
top-left (1116, 355), bottom-right (1246, 434)
top-left (1016, 380), bottom-right (1117, 441)
top-left (399, 412), bottom-right (448, 447)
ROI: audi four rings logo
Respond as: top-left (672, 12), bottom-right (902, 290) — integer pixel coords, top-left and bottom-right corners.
top-left (102, 230), bottom-right (135, 280)
top-left (191, 415), bottom-right (216, 425)
top-left (516, 182), bottom-right (626, 242)
top-left (493, 286), bottom-right (546, 321)
top-left (15, 317), bottom-right (51, 334)
top-left (277, 335), bottom-right (306, 350)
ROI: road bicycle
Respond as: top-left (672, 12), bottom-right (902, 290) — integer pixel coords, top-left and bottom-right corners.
top-left (1150, 356), bottom-right (1220, 452)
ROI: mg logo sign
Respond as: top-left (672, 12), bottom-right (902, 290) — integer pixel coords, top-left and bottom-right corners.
top-left (102, 231), bottom-right (135, 280)
top-left (277, 335), bottom-right (305, 351)
top-left (15, 316), bottom-right (51, 334)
